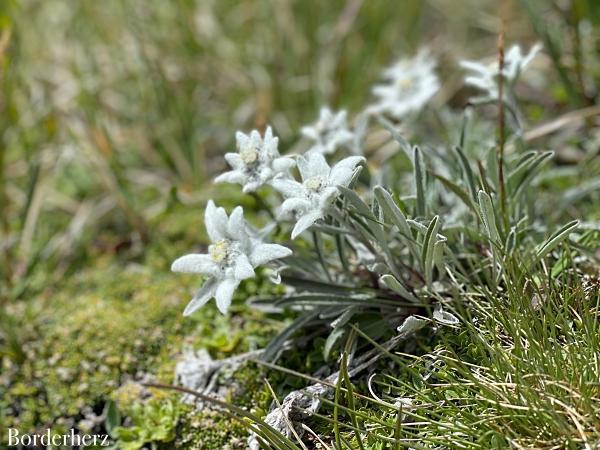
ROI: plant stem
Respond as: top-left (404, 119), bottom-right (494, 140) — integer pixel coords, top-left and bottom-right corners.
top-left (313, 230), bottom-right (333, 282)
top-left (497, 23), bottom-right (508, 228)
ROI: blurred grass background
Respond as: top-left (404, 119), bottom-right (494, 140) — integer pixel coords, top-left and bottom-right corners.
top-left (1, 0), bottom-right (597, 300)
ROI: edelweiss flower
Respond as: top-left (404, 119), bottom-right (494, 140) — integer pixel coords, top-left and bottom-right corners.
top-left (171, 200), bottom-right (292, 315)
top-left (215, 126), bottom-right (295, 193)
top-left (273, 152), bottom-right (365, 239)
top-left (301, 107), bottom-right (354, 155)
top-left (460, 43), bottom-right (542, 99)
top-left (368, 49), bottom-right (440, 119)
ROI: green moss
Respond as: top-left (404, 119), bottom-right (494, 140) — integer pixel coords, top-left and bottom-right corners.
top-left (175, 409), bottom-right (249, 450)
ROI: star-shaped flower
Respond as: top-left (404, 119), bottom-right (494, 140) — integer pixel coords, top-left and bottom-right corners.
top-left (272, 152), bottom-right (365, 239)
top-left (171, 200), bottom-right (292, 315)
top-left (301, 107), bottom-right (354, 155)
top-left (215, 126), bottom-right (295, 193)
top-left (368, 49), bottom-right (440, 119)
top-left (460, 43), bottom-right (542, 99)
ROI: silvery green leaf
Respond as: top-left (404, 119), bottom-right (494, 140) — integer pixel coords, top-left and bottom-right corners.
top-left (338, 186), bottom-right (374, 219)
top-left (346, 166), bottom-right (364, 190)
top-left (431, 172), bottom-right (478, 214)
top-left (368, 262), bottom-right (389, 273)
top-left (280, 276), bottom-right (357, 294)
top-left (324, 327), bottom-right (347, 362)
top-left (511, 151), bottom-right (554, 199)
top-left (375, 115), bottom-right (412, 161)
top-left (478, 190), bottom-right (500, 243)
top-left (504, 227), bottom-right (517, 254)
top-left (397, 315), bottom-right (428, 336)
top-left (374, 186), bottom-right (421, 262)
top-left (379, 274), bottom-right (419, 303)
top-left (330, 307), bottom-right (358, 329)
top-left (433, 305), bottom-right (459, 326)
top-left (421, 215), bottom-right (441, 288)
top-left (271, 293), bottom-right (377, 308)
top-left (414, 146), bottom-right (426, 217)
top-left (534, 220), bottom-right (579, 262)
top-left (262, 311), bottom-right (320, 362)
top-left (486, 146), bottom-right (499, 190)
top-left (453, 146), bottom-right (477, 200)
top-left (373, 186), bottom-right (411, 238)
top-left (433, 239), bottom-right (446, 276)
top-left (407, 219), bottom-right (428, 234)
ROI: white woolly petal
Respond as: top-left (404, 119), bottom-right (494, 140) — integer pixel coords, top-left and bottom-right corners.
top-left (280, 198), bottom-right (312, 215)
top-left (318, 186), bottom-right (339, 209)
top-left (249, 130), bottom-right (262, 150)
top-left (433, 305), bottom-right (460, 325)
top-left (234, 253), bottom-right (255, 280)
top-left (215, 277), bottom-right (239, 314)
top-left (264, 126), bottom-right (273, 141)
top-left (227, 206), bottom-right (248, 244)
top-left (300, 126), bottom-right (319, 141)
top-left (332, 109), bottom-right (347, 127)
top-left (329, 167), bottom-right (354, 187)
top-left (272, 179), bottom-right (305, 198)
top-left (263, 127), bottom-right (280, 157)
top-left (459, 60), bottom-right (491, 75)
top-left (235, 132), bottom-right (250, 149)
top-left (183, 278), bottom-right (218, 316)
top-left (205, 200), bottom-right (228, 242)
top-left (242, 180), bottom-right (262, 193)
top-left (258, 166), bottom-right (274, 183)
top-left (171, 254), bottom-right (220, 276)
top-left (464, 76), bottom-right (494, 91)
top-left (397, 315), bottom-right (428, 335)
top-left (272, 157), bottom-right (296, 173)
top-left (523, 43), bottom-right (542, 66)
top-left (332, 156), bottom-right (364, 172)
top-left (215, 170), bottom-right (247, 185)
top-left (320, 106), bottom-right (333, 120)
top-left (224, 153), bottom-right (244, 170)
top-left (300, 151), bottom-right (330, 180)
top-left (250, 243), bottom-right (292, 266)
top-left (291, 211), bottom-right (323, 239)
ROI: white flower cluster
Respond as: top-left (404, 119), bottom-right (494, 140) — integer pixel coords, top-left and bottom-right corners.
top-left (273, 152), bottom-right (365, 239)
top-left (460, 43), bottom-right (542, 99)
top-left (301, 107), bottom-right (354, 155)
top-left (173, 124), bottom-right (363, 315)
top-left (172, 42), bottom-right (541, 316)
top-left (368, 49), bottom-right (440, 118)
top-left (215, 126), bottom-right (295, 193)
top-left (171, 200), bottom-right (291, 315)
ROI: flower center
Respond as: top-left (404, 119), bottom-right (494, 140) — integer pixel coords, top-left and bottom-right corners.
top-left (396, 77), bottom-right (414, 90)
top-left (304, 176), bottom-right (325, 192)
top-left (209, 240), bottom-right (230, 263)
top-left (240, 145), bottom-right (259, 165)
